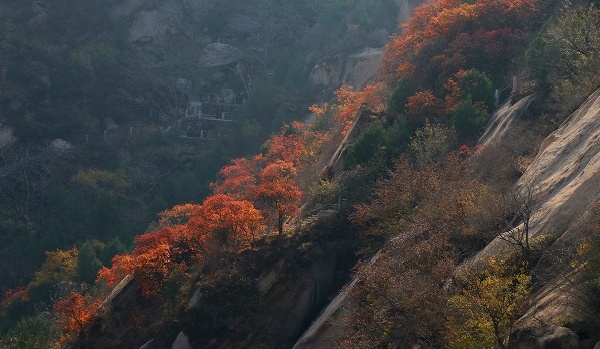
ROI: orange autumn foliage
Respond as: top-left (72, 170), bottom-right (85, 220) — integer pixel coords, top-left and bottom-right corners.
top-left (254, 160), bottom-right (302, 235)
top-left (158, 203), bottom-right (199, 227)
top-left (444, 70), bottom-right (468, 113)
top-left (383, 0), bottom-right (541, 83)
top-left (133, 242), bottom-right (173, 296)
top-left (1, 287), bottom-right (30, 314)
top-left (97, 195), bottom-right (265, 296)
top-left (54, 292), bottom-right (101, 344)
top-left (333, 83), bottom-right (385, 135)
top-left (264, 122), bottom-right (306, 164)
top-left (97, 116), bottom-right (314, 297)
top-left (190, 194), bottom-right (264, 247)
top-left (96, 254), bottom-right (134, 289)
top-left (405, 90), bottom-right (445, 123)
top-left (211, 156), bottom-right (261, 200)
top-left (308, 103), bottom-right (329, 116)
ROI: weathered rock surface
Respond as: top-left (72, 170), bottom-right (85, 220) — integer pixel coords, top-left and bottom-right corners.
top-left (511, 324), bottom-right (580, 349)
top-left (309, 56), bottom-right (343, 87)
top-left (479, 94), bottom-right (536, 147)
top-left (518, 88), bottom-right (600, 241)
top-left (292, 252), bottom-right (381, 349)
top-left (200, 43), bottom-right (245, 68)
top-left (174, 241), bottom-right (357, 349)
top-left (309, 48), bottom-right (382, 90)
top-left (474, 89), bottom-right (600, 325)
top-left (343, 48), bottom-right (383, 89)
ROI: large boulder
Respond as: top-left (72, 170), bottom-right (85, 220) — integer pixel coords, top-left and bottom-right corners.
top-left (342, 47), bottom-right (382, 89)
top-left (309, 48), bottom-right (382, 90)
top-left (511, 324), bottom-right (580, 349)
top-left (309, 62), bottom-right (338, 87)
top-left (49, 139), bottom-right (74, 153)
top-left (200, 43), bottom-right (244, 68)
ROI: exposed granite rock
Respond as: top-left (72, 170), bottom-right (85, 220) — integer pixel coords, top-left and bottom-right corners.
top-left (342, 47), bottom-right (382, 89)
top-left (511, 324), bottom-right (580, 349)
top-left (49, 139), bottom-right (74, 153)
top-left (309, 48), bottom-right (382, 90)
top-left (200, 43), bottom-right (244, 68)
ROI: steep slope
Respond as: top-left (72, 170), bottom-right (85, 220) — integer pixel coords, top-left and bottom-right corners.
top-left (518, 89), bottom-right (600, 244)
top-left (291, 89), bottom-right (600, 348)
top-left (476, 88), bottom-right (600, 325)
top-left (478, 88), bottom-right (600, 256)
top-left (479, 95), bottom-right (536, 148)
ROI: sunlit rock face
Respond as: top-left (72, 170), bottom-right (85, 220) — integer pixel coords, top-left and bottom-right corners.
top-left (517, 89), bottom-right (600, 243)
top-left (479, 94), bottom-right (536, 147)
top-left (343, 48), bottom-right (383, 89)
top-left (472, 89), bottom-right (600, 327)
top-left (309, 48), bottom-right (382, 90)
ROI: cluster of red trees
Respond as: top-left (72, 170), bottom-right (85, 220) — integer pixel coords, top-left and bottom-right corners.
top-left (92, 121), bottom-right (332, 301)
top-left (53, 292), bottom-right (101, 344)
top-left (382, 0), bottom-right (542, 129)
top-left (46, 113), bottom-right (339, 346)
top-left (384, 0), bottom-right (539, 85)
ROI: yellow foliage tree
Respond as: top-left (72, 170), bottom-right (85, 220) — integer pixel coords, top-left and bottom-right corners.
top-left (31, 248), bottom-right (79, 288)
top-left (445, 259), bottom-right (531, 349)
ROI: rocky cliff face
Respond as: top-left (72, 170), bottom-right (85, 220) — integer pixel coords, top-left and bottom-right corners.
top-left (308, 0), bottom-right (424, 90)
top-left (516, 89), bottom-right (600, 328)
top-left (309, 48), bottom-right (383, 90)
top-left (476, 89), bottom-right (600, 270)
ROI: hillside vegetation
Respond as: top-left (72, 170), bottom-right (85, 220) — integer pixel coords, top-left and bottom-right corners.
top-left (2, 0), bottom-right (600, 348)
top-left (0, 0), bottom-right (403, 336)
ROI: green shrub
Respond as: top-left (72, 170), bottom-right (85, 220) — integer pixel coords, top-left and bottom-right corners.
top-left (448, 100), bottom-right (489, 143)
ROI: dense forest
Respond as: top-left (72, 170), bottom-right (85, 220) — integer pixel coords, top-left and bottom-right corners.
top-left (0, 0), bottom-right (400, 298)
top-left (1, 0), bottom-right (600, 348)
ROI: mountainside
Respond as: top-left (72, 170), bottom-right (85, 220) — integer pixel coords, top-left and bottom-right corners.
top-left (2, 0), bottom-right (600, 348)
top-left (0, 0), bottom-right (419, 318)
top-left (291, 89), bottom-right (600, 349)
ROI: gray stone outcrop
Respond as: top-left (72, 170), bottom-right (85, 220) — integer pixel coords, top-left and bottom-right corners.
top-left (511, 324), bottom-right (580, 349)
